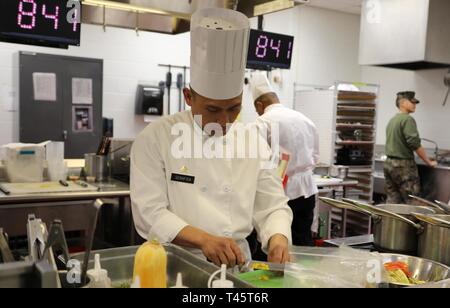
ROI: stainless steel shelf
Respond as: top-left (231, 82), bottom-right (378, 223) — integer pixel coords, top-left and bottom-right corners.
top-left (336, 116), bottom-right (375, 122)
top-left (336, 124), bottom-right (374, 129)
top-left (337, 106), bottom-right (377, 112)
top-left (336, 141), bottom-right (375, 146)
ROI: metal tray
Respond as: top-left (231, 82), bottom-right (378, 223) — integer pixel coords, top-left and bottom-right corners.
top-left (70, 244), bottom-right (254, 288)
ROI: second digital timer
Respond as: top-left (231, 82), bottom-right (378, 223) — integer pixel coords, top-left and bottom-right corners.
top-left (247, 29), bottom-right (295, 70)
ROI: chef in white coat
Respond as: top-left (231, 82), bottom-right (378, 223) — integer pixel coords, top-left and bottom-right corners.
top-left (250, 73), bottom-right (320, 246)
top-left (130, 8), bottom-right (293, 267)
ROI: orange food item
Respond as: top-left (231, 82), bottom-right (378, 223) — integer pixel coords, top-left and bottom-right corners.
top-left (384, 262), bottom-right (411, 278)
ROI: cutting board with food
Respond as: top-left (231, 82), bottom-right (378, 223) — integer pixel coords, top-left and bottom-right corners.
top-left (238, 270), bottom-right (284, 288)
top-left (0, 181), bottom-right (98, 195)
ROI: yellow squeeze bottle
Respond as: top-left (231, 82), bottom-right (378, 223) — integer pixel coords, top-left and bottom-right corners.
top-left (133, 239), bottom-right (167, 288)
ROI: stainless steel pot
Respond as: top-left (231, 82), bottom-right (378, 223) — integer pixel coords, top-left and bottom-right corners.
top-left (329, 165), bottom-right (349, 179)
top-left (409, 195), bottom-right (450, 214)
top-left (413, 214), bottom-right (450, 266)
top-left (319, 198), bottom-right (435, 253)
top-left (370, 204), bottom-right (434, 253)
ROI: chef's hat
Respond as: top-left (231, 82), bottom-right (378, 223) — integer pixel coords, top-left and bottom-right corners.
top-left (250, 72), bottom-right (276, 102)
top-left (190, 8), bottom-right (250, 100)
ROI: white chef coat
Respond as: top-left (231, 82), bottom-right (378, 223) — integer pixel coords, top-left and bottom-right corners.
top-left (256, 104), bottom-right (320, 200)
top-left (130, 110), bottom-right (293, 259)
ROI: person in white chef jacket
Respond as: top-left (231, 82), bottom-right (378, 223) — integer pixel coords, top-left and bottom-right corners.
top-left (250, 73), bottom-right (320, 246)
top-left (130, 8), bottom-right (293, 267)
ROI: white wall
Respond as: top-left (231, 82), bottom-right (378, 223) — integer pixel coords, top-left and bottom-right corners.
top-left (240, 6), bottom-right (362, 124)
top-left (0, 6), bottom-right (363, 145)
top-left (361, 67), bottom-right (450, 150)
top-left (295, 6), bottom-right (362, 88)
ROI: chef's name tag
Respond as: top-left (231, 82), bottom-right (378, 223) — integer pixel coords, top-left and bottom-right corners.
top-left (171, 173), bottom-right (195, 184)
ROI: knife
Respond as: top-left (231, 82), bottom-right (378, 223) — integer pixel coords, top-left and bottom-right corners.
top-left (76, 181), bottom-right (89, 188)
top-left (0, 184), bottom-right (10, 195)
top-left (239, 261), bottom-right (285, 273)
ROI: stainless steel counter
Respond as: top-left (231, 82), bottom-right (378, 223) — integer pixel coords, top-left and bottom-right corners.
top-left (0, 179), bottom-right (134, 247)
top-left (375, 158), bottom-right (450, 171)
top-left (0, 179), bottom-right (130, 206)
top-left (374, 158), bottom-right (450, 203)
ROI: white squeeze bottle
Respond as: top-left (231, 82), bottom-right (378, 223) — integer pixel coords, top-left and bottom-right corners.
top-left (87, 254), bottom-right (112, 288)
top-left (131, 276), bottom-right (141, 288)
top-left (211, 264), bottom-right (234, 288)
top-left (171, 273), bottom-right (188, 288)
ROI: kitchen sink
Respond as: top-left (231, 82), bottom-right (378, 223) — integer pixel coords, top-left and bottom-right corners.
top-left (69, 244), bottom-right (254, 288)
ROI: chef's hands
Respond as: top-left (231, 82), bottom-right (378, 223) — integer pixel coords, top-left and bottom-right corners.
top-left (174, 226), bottom-right (245, 267)
top-left (267, 234), bottom-right (290, 264)
top-left (428, 160), bottom-right (438, 168)
top-left (200, 234), bottom-right (246, 267)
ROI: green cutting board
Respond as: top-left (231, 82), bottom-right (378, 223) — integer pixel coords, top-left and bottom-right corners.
top-left (238, 270), bottom-right (284, 288)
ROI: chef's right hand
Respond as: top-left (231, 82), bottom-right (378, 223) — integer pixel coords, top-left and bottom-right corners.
top-left (200, 234), bottom-right (245, 267)
top-left (428, 160), bottom-right (438, 168)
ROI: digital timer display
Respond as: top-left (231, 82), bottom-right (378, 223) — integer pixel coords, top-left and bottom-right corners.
top-left (0, 0), bottom-right (81, 48)
top-left (247, 29), bottom-right (294, 70)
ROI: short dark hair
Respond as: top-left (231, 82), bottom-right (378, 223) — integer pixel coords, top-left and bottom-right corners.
top-left (254, 92), bottom-right (278, 105)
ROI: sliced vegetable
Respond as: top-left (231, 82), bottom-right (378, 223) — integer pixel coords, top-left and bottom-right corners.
top-left (384, 261), bottom-right (411, 277)
top-left (384, 262), bottom-right (427, 285)
top-left (387, 269), bottom-right (410, 285)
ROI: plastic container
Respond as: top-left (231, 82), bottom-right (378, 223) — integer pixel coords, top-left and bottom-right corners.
top-left (287, 246), bottom-right (388, 288)
top-left (87, 254), bottom-right (111, 288)
top-left (133, 238), bottom-right (167, 288)
top-left (46, 160), bottom-right (68, 182)
top-left (131, 276), bottom-right (141, 288)
top-left (284, 263), bottom-right (364, 288)
top-left (208, 264), bottom-right (234, 288)
top-left (171, 273), bottom-right (188, 288)
top-left (3, 146), bottom-right (45, 183)
top-left (329, 165), bottom-right (349, 179)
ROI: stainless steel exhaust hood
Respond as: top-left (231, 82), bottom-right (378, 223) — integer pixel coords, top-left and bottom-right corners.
top-left (359, 0), bottom-right (450, 70)
top-left (81, 0), bottom-right (303, 35)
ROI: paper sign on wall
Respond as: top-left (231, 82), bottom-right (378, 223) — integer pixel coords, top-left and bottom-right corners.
top-left (33, 73), bottom-right (57, 101)
top-left (72, 78), bottom-right (93, 105)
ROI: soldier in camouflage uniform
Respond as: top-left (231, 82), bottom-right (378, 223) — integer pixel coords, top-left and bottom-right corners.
top-left (384, 92), bottom-right (437, 204)
top-left (384, 158), bottom-right (421, 204)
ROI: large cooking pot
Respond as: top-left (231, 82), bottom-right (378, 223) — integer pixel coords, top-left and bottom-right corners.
top-left (412, 214), bottom-right (450, 266)
top-left (368, 204), bottom-right (434, 253)
top-left (319, 198), bottom-right (435, 253)
top-left (409, 195), bottom-right (450, 214)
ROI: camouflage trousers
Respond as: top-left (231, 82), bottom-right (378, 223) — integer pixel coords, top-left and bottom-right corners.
top-left (384, 158), bottom-right (421, 204)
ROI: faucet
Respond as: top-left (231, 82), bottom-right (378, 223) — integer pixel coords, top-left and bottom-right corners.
top-left (421, 138), bottom-right (439, 162)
